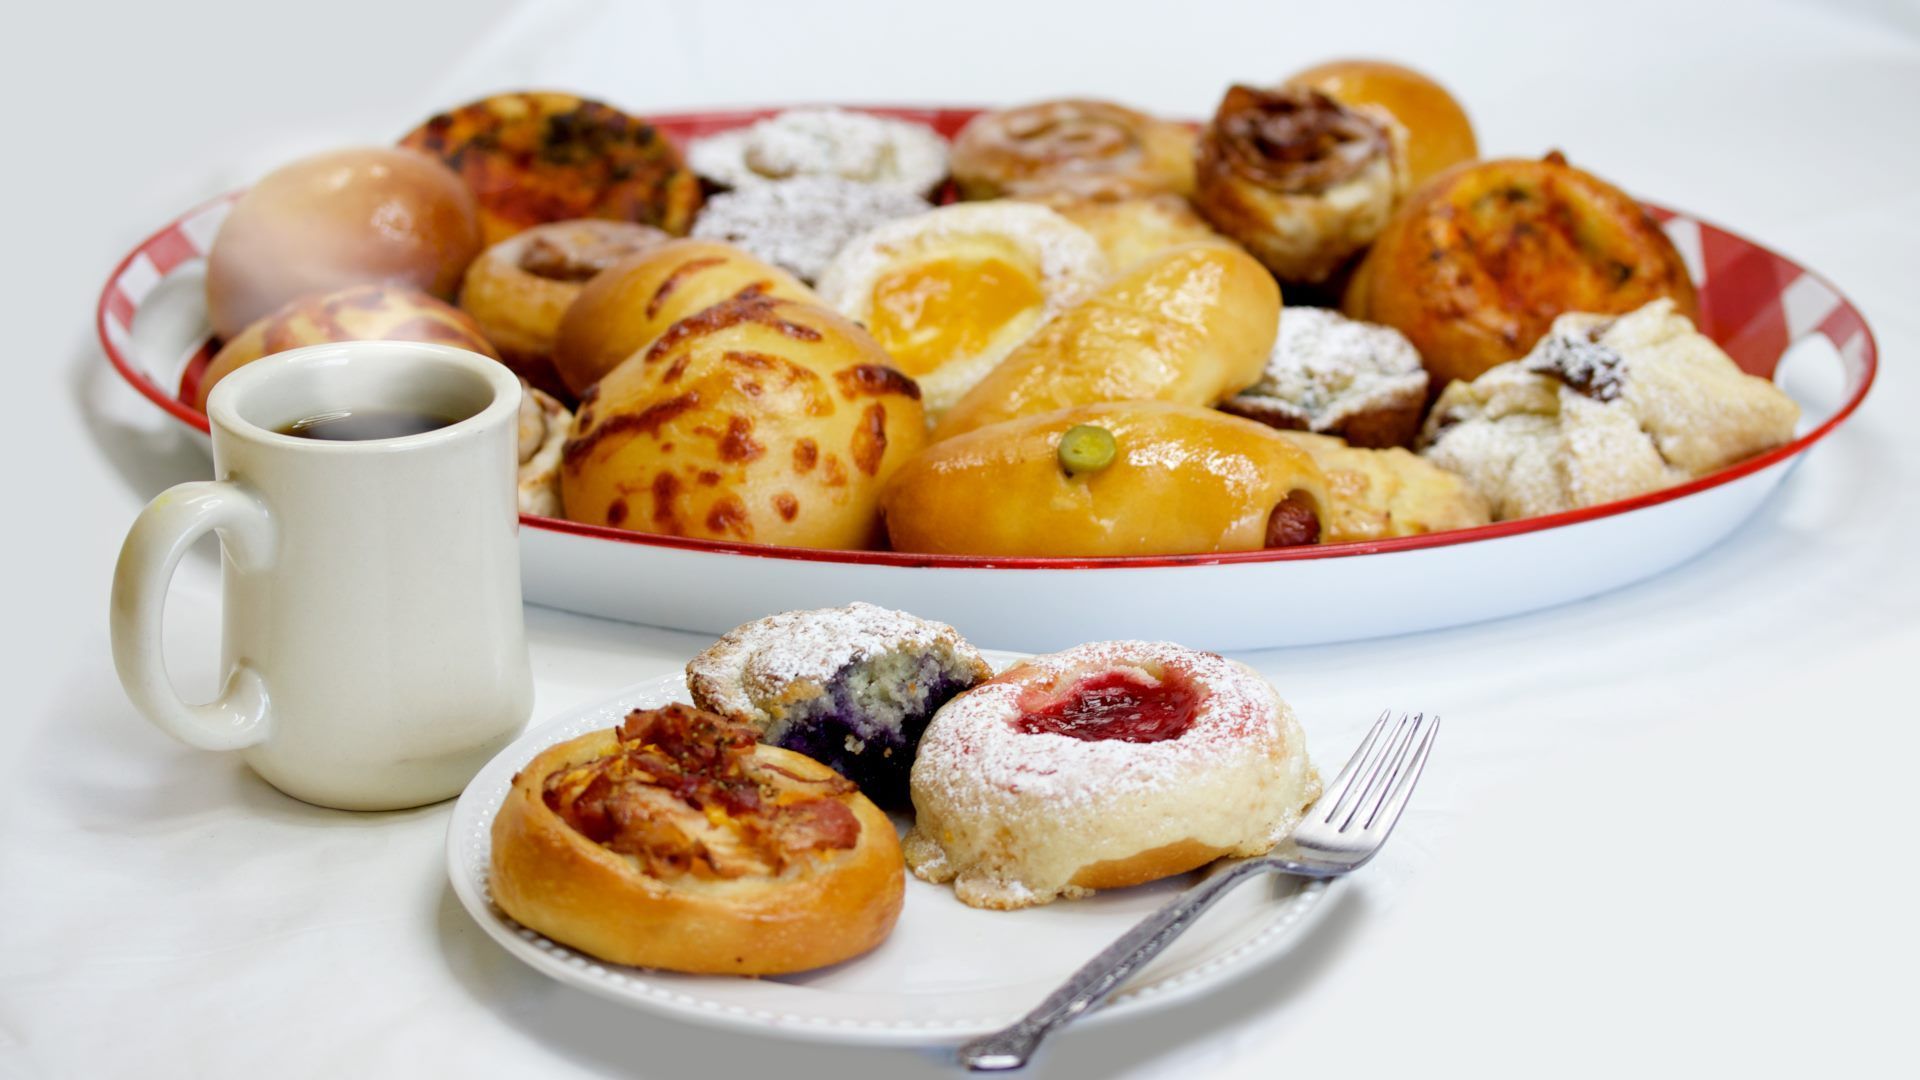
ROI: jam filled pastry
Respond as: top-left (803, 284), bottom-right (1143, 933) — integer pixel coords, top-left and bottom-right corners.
top-left (932, 243), bottom-right (1278, 440)
top-left (1419, 299), bottom-right (1800, 520)
top-left (489, 704), bottom-right (904, 974)
top-left (904, 642), bottom-right (1321, 910)
top-left (1345, 152), bottom-right (1699, 388)
top-left (949, 99), bottom-right (1197, 200)
top-left (459, 219), bottom-right (670, 399)
top-left (687, 603), bottom-right (994, 807)
top-left (690, 176), bottom-right (932, 284)
top-left (816, 202), bottom-right (1107, 420)
top-left (1219, 306), bottom-right (1429, 449)
top-left (400, 91), bottom-right (703, 245)
top-left (1192, 85), bottom-right (1410, 285)
top-left (686, 107), bottom-right (949, 196)
top-left (883, 402), bottom-right (1330, 558)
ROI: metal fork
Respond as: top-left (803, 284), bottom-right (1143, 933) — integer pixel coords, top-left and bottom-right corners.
top-left (956, 710), bottom-right (1440, 1072)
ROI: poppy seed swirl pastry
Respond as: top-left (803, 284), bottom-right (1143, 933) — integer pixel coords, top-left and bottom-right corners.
top-left (687, 603), bottom-right (994, 807)
top-left (516, 380), bottom-right (570, 518)
top-left (950, 99), bottom-right (1197, 200)
top-left (1219, 307), bottom-right (1429, 449)
top-left (904, 642), bottom-right (1320, 909)
top-left (490, 704), bottom-right (904, 974)
top-left (1193, 85), bottom-right (1410, 285)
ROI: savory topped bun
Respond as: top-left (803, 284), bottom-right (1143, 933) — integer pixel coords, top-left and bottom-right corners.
top-left (195, 284), bottom-right (498, 409)
top-left (949, 99), bottom-right (1196, 200)
top-left (204, 147), bottom-right (482, 342)
top-left (400, 91), bottom-right (702, 245)
top-left (1346, 152), bottom-right (1700, 387)
top-left (687, 107), bottom-right (949, 195)
top-left (552, 239), bottom-right (815, 397)
top-left (904, 642), bottom-right (1320, 909)
top-left (932, 243), bottom-right (1278, 440)
top-left (489, 704), bottom-right (904, 974)
top-left (559, 291), bottom-right (925, 549)
top-left (816, 202), bottom-right (1108, 420)
top-left (1192, 85), bottom-right (1411, 285)
top-left (459, 219), bottom-right (670, 399)
top-left (1285, 59), bottom-right (1479, 187)
top-left (883, 402), bottom-right (1330, 558)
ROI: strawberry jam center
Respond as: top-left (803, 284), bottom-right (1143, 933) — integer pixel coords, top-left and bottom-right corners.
top-left (1014, 669), bottom-right (1199, 743)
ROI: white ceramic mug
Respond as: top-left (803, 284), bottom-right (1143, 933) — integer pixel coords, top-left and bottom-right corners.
top-left (111, 341), bottom-right (534, 810)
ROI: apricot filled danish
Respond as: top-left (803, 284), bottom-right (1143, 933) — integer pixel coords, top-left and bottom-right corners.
top-left (489, 704), bottom-right (904, 974)
top-left (1192, 85), bottom-right (1409, 285)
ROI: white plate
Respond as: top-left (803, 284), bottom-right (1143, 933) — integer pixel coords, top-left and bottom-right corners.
top-left (444, 663), bottom-right (1341, 1046)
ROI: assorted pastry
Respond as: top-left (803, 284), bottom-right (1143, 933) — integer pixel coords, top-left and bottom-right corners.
top-left (188, 68), bottom-right (1802, 549)
top-left (489, 605), bottom-right (1324, 972)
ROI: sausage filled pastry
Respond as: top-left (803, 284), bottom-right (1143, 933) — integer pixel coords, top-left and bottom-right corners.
top-left (490, 704), bottom-right (904, 974)
top-left (1192, 85), bottom-right (1410, 285)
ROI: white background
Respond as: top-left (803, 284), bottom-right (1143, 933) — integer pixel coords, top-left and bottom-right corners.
top-left (3, 0), bottom-right (1917, 1076)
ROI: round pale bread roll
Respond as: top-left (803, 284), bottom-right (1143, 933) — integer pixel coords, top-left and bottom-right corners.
top-left (815, 202), bottom-right (1107, 420)
top-left (459, 220), bottom-right (669, 398)
top-left (561, 292), bottom-right (925, 548)
top-left (883, 401), bottom-right (1330, 558)
top-left (552, 239), bottom-right (815, 396)
top-left (205, 146), bottom-right (482, 342)
top-left (904, 641), bottom-right (1320, 909)
top-left (1285, 59), bottom-right (1479, 188)
top-left (932, 243), bottom-right (1279, 440)
top-left (195, 284), bottom-right (498, 409)
top-left (490, 714), bottom-right (903, 974)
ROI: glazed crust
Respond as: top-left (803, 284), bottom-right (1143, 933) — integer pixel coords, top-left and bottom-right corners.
top-left (1345, 153), bottom-right (1700, 389)
top-left (400, 91), bottom-right (703, 246)
top-left (932, 244), bottom-right (1279, 440)
top-left (1192, 86), bottom-right (1410, 284)
top-left (1021, 193), bottom-right (1224, 273)
top-left (1285, 59), bottom-right (1479, 188)
top-left (490, 730), bottom-right (904, 975)
top-left (459, 220), bottom-right (670, 399)
top-left (949, 99), bottom-right (1196, 200)
top-left (195, 284), bottom-right (498, 409)
top-left (559, 293), bottom-right (925, 549)
top-left (884, 401), bottom-right (1330, 558)
top-left (552, 240), bottom-right (815, 397)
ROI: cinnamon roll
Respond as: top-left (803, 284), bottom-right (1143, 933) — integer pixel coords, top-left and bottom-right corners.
top-left (1192, 85), bottom-right (1410, 285)
top-left (950, 99), bottom-right (1196, 201)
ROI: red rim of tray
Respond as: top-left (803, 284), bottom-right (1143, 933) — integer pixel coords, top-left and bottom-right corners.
top-left (97, 105), bottom-right (1879, 571)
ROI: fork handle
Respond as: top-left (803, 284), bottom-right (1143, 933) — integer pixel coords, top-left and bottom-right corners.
top-left (956, 860), bottom-right (1272, 1072)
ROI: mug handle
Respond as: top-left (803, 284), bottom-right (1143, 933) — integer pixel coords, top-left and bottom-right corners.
top-left (111, 480), bottom-right (277, 751)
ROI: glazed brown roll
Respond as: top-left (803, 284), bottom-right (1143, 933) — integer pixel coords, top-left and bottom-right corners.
top-left (950, 99), bottom-right (1196, 200)
top-left (1192, 85), bottom-right (1409, 284)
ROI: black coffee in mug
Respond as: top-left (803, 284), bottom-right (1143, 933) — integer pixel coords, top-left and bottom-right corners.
top-left (277, 409), bottom-right (459, 441)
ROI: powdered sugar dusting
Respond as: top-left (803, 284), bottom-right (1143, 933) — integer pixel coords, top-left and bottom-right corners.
top-left (687, 108), bottom-right (949, 194)
top-left (1225, 307), bottom-right (1426, 430)
top-left (690, 176), bottom-right (931, 283)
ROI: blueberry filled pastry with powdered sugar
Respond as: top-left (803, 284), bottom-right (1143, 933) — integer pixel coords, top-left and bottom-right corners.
top-left (687, 603), bottom-right (993, 807)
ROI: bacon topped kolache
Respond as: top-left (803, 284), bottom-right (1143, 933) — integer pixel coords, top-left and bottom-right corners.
top-left (541, 704), bottom-right (861, 879)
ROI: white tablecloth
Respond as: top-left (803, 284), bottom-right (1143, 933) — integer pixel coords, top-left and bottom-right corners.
top-left (5, 1), bottom-right (1916, 1075)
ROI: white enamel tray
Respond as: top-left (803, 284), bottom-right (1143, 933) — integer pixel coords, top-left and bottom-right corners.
top-left (99, 107), bottom-right (1878, 652)
top-left (444, 667), bottom-right (1340, 1046)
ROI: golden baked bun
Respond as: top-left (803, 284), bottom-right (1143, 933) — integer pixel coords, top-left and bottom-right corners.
top-left (1023, 193), bottom-right (1226, 272)
top-left (1271, 430), bottom-right (1489, 541)
top-left (204, 147), bottom-right (482, 342)
top-left (816, 202), bottom-right (1108, 420)
top-left (400, 91), bottom-right (702, 245)
top-left (195, 285), bottom-right (498, 409)
top-left (950, 99), bottom-right (1196, 200)
top-left (883, 402), bottom-right (1329, 557)
top-left (552, 240), bottom-right (815, 397)
top-left (459, 220), bottom-right (669, 399)
top-left (932, 243), bottom-right (1278, 440)
top-left (560, 292), bottom-right (925, 548)
top-left (1193, 85), bottom-right (1409, 285)
top-left (490, 704), bottom-right (904, 975)
top-left (1345, 152), bottom-right (1700, 388)
top-left (1285, 59), bottom-right (1478, 187)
